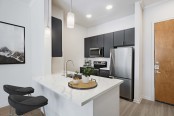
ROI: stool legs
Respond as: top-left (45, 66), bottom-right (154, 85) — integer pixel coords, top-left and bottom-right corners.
top-left (43, 107), bottom-right (46, 116)
top-left (9, 106), bottom-right (12, 116)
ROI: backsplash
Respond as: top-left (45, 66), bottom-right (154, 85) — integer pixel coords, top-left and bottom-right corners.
top-left (85, 58), bottom-right (110, 69)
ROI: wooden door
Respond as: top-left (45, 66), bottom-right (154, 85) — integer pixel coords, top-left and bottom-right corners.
top-left (155, 19), bottom-right (174, 105)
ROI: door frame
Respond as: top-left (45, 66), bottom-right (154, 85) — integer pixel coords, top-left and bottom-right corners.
top-left (151, 17), bottom-right (174, 101)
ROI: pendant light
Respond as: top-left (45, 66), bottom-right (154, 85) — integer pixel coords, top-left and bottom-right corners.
top-left (45, 0), bottom-right (51, 36)
top-left (67, 0), bottom-right (75, 28)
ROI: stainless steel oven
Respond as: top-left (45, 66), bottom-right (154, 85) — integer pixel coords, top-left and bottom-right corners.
top-left (89, 48), bottom-right (104, 57)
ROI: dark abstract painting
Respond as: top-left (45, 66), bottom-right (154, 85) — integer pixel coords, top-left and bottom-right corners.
top-left (0, 21), bottom-right (25, 64)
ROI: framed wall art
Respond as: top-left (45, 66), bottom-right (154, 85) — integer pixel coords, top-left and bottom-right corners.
top-left (0, 21), bottom-right (25, 64)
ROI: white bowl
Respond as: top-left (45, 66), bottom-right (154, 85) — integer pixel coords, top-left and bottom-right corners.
top-left (72, 79), bottom-right (79, 84)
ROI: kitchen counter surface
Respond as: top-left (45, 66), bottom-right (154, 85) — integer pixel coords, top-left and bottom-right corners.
top-left (100, 67), bottom-right (110, 70)
top-left (33, 74), bottom-right (123, 106)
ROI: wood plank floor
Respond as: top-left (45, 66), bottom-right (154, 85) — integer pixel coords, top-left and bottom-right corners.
top-left (120, 99), bottom-right (174, 116)
top-left (0, 106), bottom-right (42, 116)
top-left (0, 99), bottom-right (174, 116)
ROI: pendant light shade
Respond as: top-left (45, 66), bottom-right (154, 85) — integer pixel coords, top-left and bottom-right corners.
top-left (67, 0), bottom-right (75, 28)
top-left (67, 12), bottom-right (75, 28)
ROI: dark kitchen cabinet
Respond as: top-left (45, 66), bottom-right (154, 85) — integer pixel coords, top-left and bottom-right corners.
top-left (97, 35), bottom-right (104, 47)
top-left (84, 37), bottom-right (90, 57)
top-left (84, 28), bottom-right (134, 58)
top-left (104, 32), bottom-right (114, 58)
top-left (114, 30), bottom-right (124, 47)
top-left (100, 69), bottom-right (110, 78)
top-left (84, 35), bottom-right (104, 58)
top-left (90, 36), bottom-right (98, 48)
top-left (52, 17), bottom-right (62, 57)
top-left (124, 28), bottom-right (135, 46)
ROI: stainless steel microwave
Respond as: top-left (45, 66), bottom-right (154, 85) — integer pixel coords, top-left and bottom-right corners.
top-left (89, 48), bottom-right (104, 57)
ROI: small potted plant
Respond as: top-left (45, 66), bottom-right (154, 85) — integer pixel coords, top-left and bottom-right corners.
top-left (74, 71), bottom-right (82, 79)
top-left (82, 67), bottom-right (94, 83)
top-left (72, 75), bottom-right (80, 84)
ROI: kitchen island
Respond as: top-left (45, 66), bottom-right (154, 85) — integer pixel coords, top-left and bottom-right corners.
top-left (32, 74), bottom-right (123, 116)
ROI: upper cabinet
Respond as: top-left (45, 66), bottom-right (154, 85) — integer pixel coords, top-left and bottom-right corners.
top-left (90, 36), bottom-right (98, 48)
top-left (52, 17), bottom-right (62, 57)
top-left (114, 28), bottom-right (135, 47)
top-left (124, 28), bottom-right (135, 46)
top-left (114, 30), bottom-right (124, 47)
top-left (98, 35), bottom-right (104, 48)
top-left (84, 28), bottom-right (135, 58)
top-left (84, 37), bottom-right (90, 58)
top-left (84, 35), bottom-right (104, 58)
top-left (104, 32), bottom-right (114, 58)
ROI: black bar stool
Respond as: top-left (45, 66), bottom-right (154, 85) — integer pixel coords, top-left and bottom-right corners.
top-left (3, 85), bottom-right (34, 115)
top-left (3, 85), bottom-right (34, 96)
top-left (8, 95), bottom-right (48, 116)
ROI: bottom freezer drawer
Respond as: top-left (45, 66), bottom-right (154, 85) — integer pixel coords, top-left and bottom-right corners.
top-left (117, 78), bottom-right (133, 101)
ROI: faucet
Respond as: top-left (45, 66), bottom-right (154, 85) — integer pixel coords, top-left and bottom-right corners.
top-left (64, 60), bottom-right (74, 77)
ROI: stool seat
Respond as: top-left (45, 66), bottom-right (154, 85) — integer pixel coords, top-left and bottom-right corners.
top-left (3, 85), bottom-right (34, 95)
top-left (8, 95), bottom-right (48, 115)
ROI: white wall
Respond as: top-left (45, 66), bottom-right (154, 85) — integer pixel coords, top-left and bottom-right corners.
top-left (143, 0), bottom-right (174, 100)
top-left (0, 0), bottom-right (48, 107)
top-left (64, 24), bottom-right (87, 72)
top-left (51, 5), bottom-right (65, 74)
top-left (87, 15), bottom-right (135, 37)
top-left (44, 0), bottom-right (52, 75)
top-left (134, 1), bottom-right (143, 103)
top-left (52, 5), bottom-right (87, 74)
top-left (30, 0), bottom-right (45, 77)
top-left (0, 0), bottom-right (31, 107)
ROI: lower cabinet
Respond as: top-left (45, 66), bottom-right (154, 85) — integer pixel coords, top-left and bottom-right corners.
top-left (80, 67), bottom-right (110, 78)
top-left (99, 69), bottom-right (110, 78)
top-left (80, 67), bottom-right (99, 76)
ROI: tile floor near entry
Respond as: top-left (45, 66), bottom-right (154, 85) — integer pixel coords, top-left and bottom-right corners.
top-left (0, 99), bottom-right (174, 116)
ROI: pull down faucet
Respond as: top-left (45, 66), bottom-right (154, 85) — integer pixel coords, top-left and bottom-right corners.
top-left (64, 60), bottom-right (74, 77)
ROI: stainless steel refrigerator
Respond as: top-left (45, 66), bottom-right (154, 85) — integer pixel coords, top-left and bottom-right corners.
top-left (110, 47), bottom-right (134, 101)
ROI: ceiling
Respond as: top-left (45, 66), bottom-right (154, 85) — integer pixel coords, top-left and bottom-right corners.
top-left (53, 0), bottom-right (163, 27)
top-left (143, 0), bottom-right (162, 6)
top-left (53, 0), bottom-right (140, 27)
top-left (18, 0), bottom-right (33, 4)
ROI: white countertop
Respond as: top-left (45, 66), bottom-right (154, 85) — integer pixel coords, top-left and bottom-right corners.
top-left (33, 74), bottom-right (123, 106)
top-left (100, 67), bottom-right (110, 70)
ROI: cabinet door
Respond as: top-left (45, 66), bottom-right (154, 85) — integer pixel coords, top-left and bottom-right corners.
top-left (100, 70), bottom-right (110, 78)
top-left (104, 33), bottom-right (114, 58)
top-left (124, 28), bottom-right (135, 46)
top-left (98, 35), bottom-right (104, 48)
top-left (80, 67), bottom-right (84, 73)
top-left (52, 17), bottom-right (62, 57)
top-left (90, 36), bottom-right (98, 48)
top-left (84, 38), bottom-right (90, 58)
top-left (114, 30), bottom-right (124, 47)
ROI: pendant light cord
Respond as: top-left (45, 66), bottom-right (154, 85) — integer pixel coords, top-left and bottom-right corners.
top-left (70, 0), bottom-right (72, 12)
top-left (47, 0), bottom-right (49, 28)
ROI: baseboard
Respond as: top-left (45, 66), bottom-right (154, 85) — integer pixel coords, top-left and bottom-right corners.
top-left (143, 96), bottom-right (154, 101)
top-left (133, 97), bottom-right (142, 104)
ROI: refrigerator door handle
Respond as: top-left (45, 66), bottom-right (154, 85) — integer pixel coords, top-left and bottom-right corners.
top-left (109, 49), bottom-right (113, 76)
